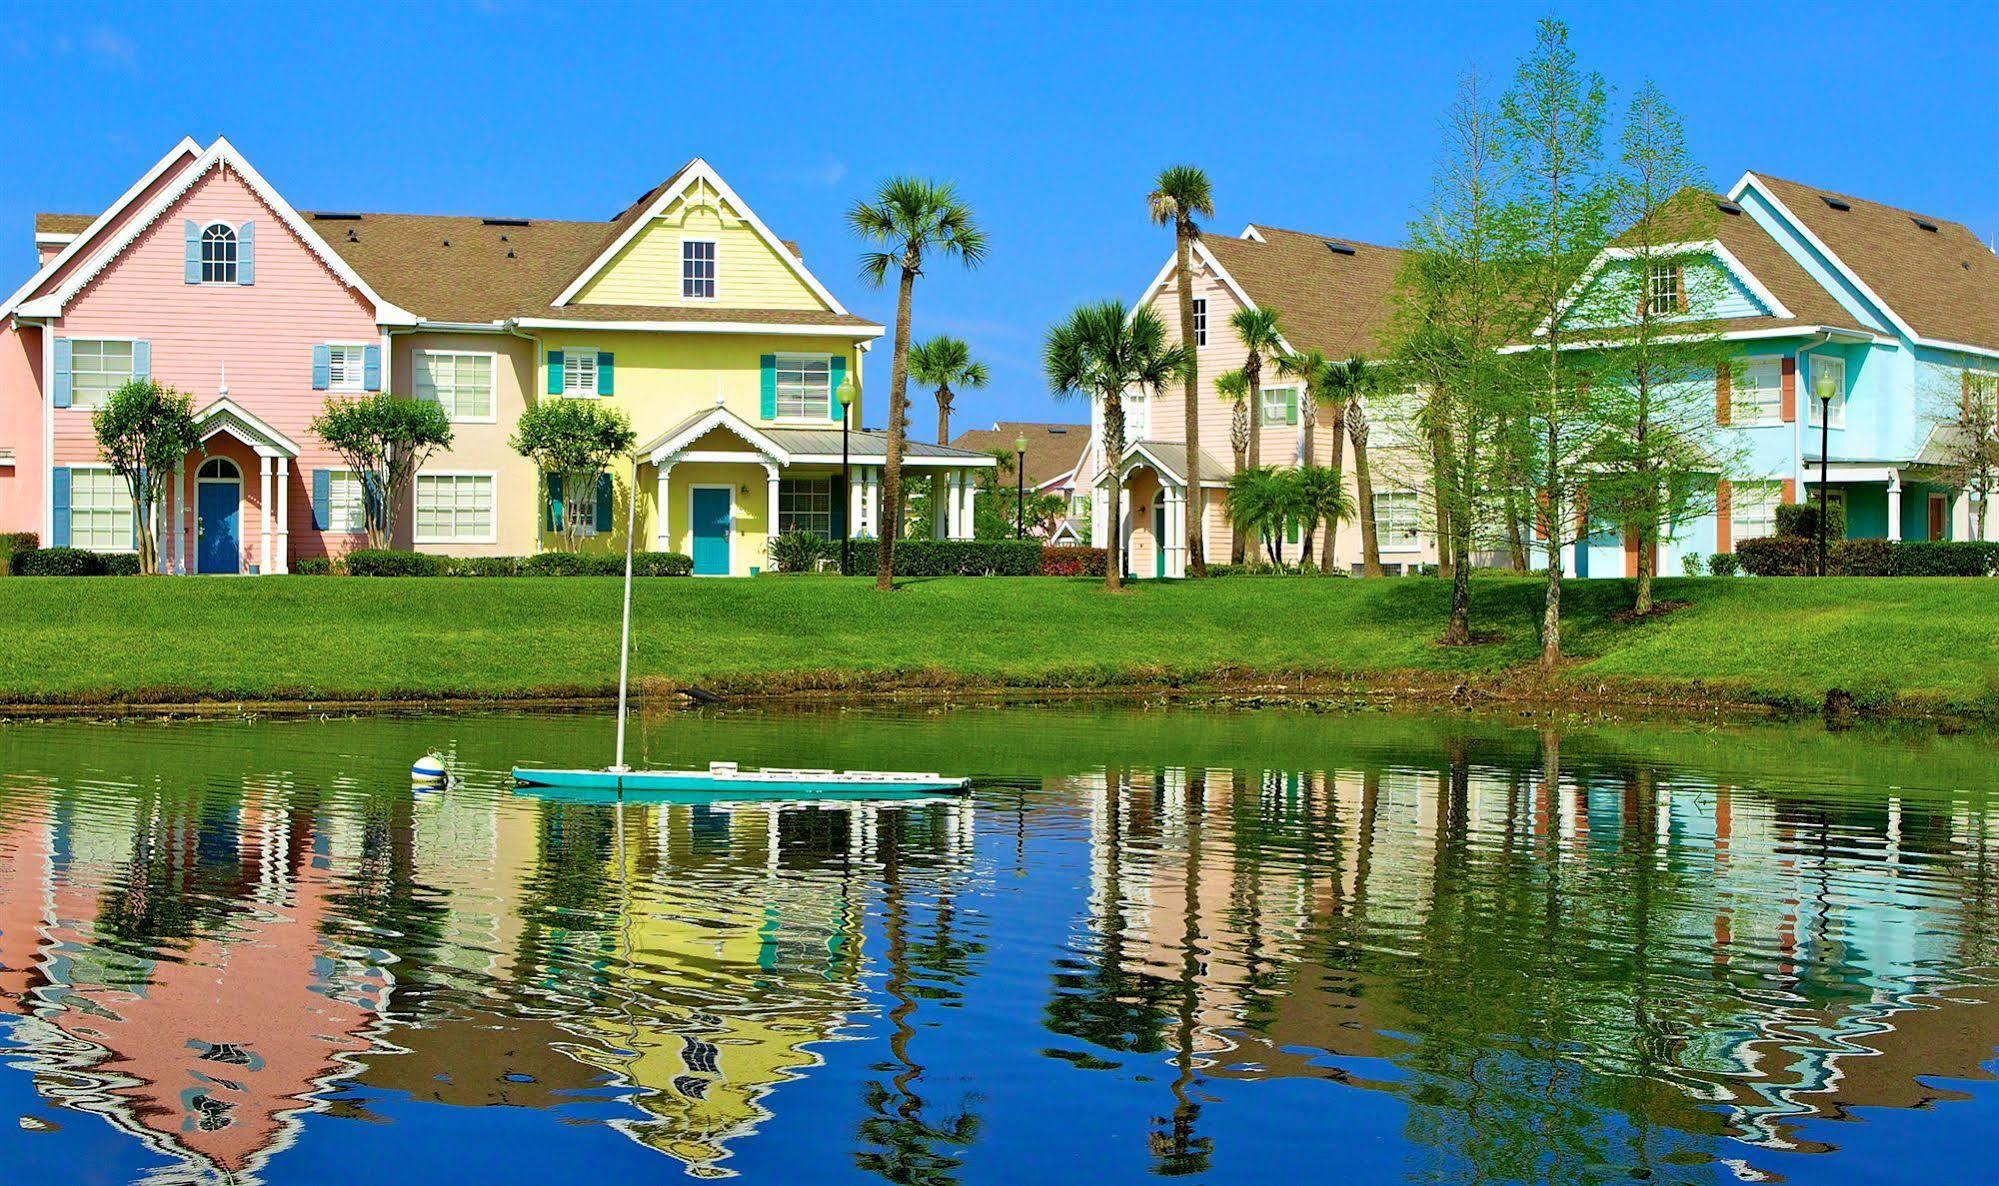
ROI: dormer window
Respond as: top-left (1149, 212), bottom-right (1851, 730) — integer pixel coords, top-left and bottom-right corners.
top-left (1645, 262), bottom-right (1685, 316)
top-left (200, 223), bottom-right (238, 284)
top-left (682, 238), bottom-right (717, 299)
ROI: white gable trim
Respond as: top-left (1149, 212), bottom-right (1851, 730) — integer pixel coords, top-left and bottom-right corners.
top-left (552, 158), bottom-right (849, 314)
top-left (19, 137), bottom-right (417, 326)
top-left (514, 316), bottom-right (880, 338)
top-left (642, 405), bottom-right (793, 466)
top-left (193, 396), bottom-right (302, 458)
top-left (1540, 238), bottom-right (1796, 335)
top-left (1129, 234), bottom-right (1297, 356)
top-left (1729, 172), bottom-right (1921, 343)
top-left (0, 137), bottom-right (201, 322)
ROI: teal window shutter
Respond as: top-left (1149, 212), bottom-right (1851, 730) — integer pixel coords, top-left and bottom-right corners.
top-left (597, 352), bottom-right (614, 396)
top-left (595, 472), bottom-right (614, 532)
top-left (51, 467), bottom-right (70, 546)
top-left (51, 338), bottom-right (73, 407)
top-left (311, 345), bottom-right (331, 390)
top-left (133, 340), bottom-right (151, 380)
top-left (363, 344), bottom-right (382, 391)
top-left (827, 354), bottom-right (847, 421)
top-left (237, 221), bottom-right (255, 285)
top-left (183, 220), bottom-right (200, 284)
top-left (759, 354), bottom-right (777, 419)
top-left (546, 350), bottom-right (565, 396)
top-left (312, 469), bottom-right (331, 530)
top-left (545, 475), bottom-right (563, 533)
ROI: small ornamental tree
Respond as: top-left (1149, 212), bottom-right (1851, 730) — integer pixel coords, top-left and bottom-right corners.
top-left (510, 398), bottom-right (637, 552)
top-left (310, 393), bottom-right (454, 549)
top-left (92, 379), bottom-right (200, 574)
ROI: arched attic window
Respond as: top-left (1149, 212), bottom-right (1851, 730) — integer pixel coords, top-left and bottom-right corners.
top-left (201, 222), bottom-right (238, 284)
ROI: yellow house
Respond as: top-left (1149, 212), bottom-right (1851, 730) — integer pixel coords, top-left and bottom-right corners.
top-left (323, 159), bottom-right (996, 573)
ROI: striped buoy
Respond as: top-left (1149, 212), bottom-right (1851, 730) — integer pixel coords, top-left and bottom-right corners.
top-left (412, 752), bottom-right (447, 782)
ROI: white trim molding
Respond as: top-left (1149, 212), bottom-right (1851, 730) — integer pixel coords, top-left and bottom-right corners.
top-left (514, 317), bottom-right (882, 339)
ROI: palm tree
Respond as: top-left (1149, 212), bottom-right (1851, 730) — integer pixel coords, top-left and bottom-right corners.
top-left (1224, 466), bottom-right (1292, 567)
top-left (909, 335), bottom-right (989, 539)
top-left (1045, 301), bottom-right (1191, 590)
top-left (1292, 466), bottom-right (1355, 573)
top-left (1148, 165), bottom-right (1215, 577)
top-left (1324, 357), bottom-right (1383, 576)
top-left (849, 178), bottom-right (987, 591)
top-left (1214, 368), bottom-right (1251, 563)
top-left (1228, 308), bottom-right (1284, 475)
top-left (1277, 349), bottom-right (1332, 560)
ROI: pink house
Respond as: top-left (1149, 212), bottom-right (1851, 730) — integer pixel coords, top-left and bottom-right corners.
top-left (0, 137), bottom-right (415, 572)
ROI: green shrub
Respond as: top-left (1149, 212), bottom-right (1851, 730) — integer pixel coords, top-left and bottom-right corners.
top-left (345, 549), bottom-right (449, 577)
top-left (632, 551), bottom-right (693, 577)
top-left (100, 553), bottom-right (141, 576)
top-left (1709, 552), bottom-right (1740, 577)
top-left (1038, 546), bottom-right (1107, 576)
top-left (448, 555), bottom-right (526, 577)
top-left (293, 557), bottom-right (333, 576)
top-left (0, 532), bottom-right (38, 576)
top-left (13, 548), bottom-right (107, 576)
top-left (1206, 563), bottom-right (1293, 577)
top-left (1679, 552), bottom-right (1704, 577)
top-left (767, 530), bottom-right (832, 574)
top-left (848, 539), bottom-right (1042, 576)
top-left (1776, 500), bottom-right (1845, 541)
top-left (1828, 539), bottom-right (1893, 576)
top-left (1734, 536), bottom-right (1813, 576)
top-left (1892, 540), bottom-right (1999, 577)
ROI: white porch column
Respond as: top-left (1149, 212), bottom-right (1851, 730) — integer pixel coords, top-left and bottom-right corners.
top-left (847, 466), bottom-right (864, 538)
top-left (862, 467), bottom-right (881, 539)
top-left (169, 459), bottom-right (185, 575)
top-left (955, 471), bottom-right (978, 540)
top-left (1165, 486), bottom-right (1186, 577)
top-left (932, 471), bottom-right (951, 540)
top-left (258, 455), bottom-right (273, 575)
top-left (1197, 487), bottom-right (1212, 562)
top-left (655, 459), bottom-right (676, 549)
top-left (766, 467), bottom-right (782, 563)
top-left (1887, 471), bottom-right (1902, 541)
top-left (273, 456), bottom-right (290, 573)
top-left (1090, 468), bottom-right (1111, 548)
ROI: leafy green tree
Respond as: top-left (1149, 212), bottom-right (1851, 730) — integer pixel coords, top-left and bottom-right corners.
top-left (1277, 349), bottom-right (1334, 562)
top-left (910, 335), bottom-right (989, 536)
top-left (509, 398), bottom-right (638, 552)
top-left (1322, 357), bottom-right (1379, 572)
top-left (1149, 165), bottom-right (1216, 576)
top-left (1291, 465), bottom-right (1354, 573)
top-left (850, 178), bottom-right (987, 589)
top-left (1044, 301), bottom-right (1191, 589)
top-left (1923, 362), bottom-right (1999, 540)
top-left (1229, 307), bottom-right (1285, 472)
top-left (91, 379), bottom-right (200, 574)
top-left (310, 393), bottom-right (454, 550)
top-left (1225, 466), bottom-right (1294, 566)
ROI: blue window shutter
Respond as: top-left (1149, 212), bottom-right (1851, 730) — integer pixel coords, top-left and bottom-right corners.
top-left (311, 344), bottom-right (331, 391)
top-left (827, 354), bottom-right (847, 421)
top-left (546, 350), bottom-right (565, 396)
top-left (183, 220), bottom-right (200, 284)
top-left (312, 469), bottom-right (331, 530)
top-left (132, 340), bottom-right (151, 380)
top-left (595, 472), bottom-right (614, 532)
top-left (760, 354), bottom-right (777, 419)
top-left (363, 344), bottom-right (382, 391)
top-left (545, 475), bottom-right (562, 533)
top-left (51, 467), bottom-right (70, 546)
top-left (597, 351), bottom-right (614, 396)
top-left (237, 221), bottom-right (255, 285)
top-left (51, 338), bottom-right (73, 408)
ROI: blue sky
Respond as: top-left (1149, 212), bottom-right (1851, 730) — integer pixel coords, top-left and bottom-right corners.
top-left (5, 1), bottom-right (1996, 431)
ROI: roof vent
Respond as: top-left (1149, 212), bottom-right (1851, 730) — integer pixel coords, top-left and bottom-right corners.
top-left (442, 239), bottom-right (451, 247)
top-left (1912, 216), bottom-right (1939, 233)
top-left (481, 217), bottom-right (530, 227)
top-left (1048, 426), bottom-right (1068, 434)
top-left (1326, 241), bottom-right (1357, 256)
top-left (1821, 195), bottom-right (1852, 211)
top-left (313, 212), bottom-right (362, 221)
top-left (345, 229), bottom-right (358, 243)
top-left (507, 250), bottom-right (516, 259)
top-left (1715, 200), bottom-right (1743, 215)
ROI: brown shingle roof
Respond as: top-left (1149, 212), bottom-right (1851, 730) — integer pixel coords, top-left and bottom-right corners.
top-left (1752, 173), bottom-right (1999, 351)
top-left (950, 422), bottom-right (1089, 487)
top-left (35, 213), bottom-right (94, 235)
top-left (1201, 226), bottom-right (1407, 358)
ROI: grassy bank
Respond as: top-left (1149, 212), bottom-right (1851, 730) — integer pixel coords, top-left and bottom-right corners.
top-left (2, 575), bottom-right (1996, 713)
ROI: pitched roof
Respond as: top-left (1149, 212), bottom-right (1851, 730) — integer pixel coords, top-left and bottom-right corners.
top-left (1201, 226), bottom-right (1407, 358)
top-left (949, 422), bottom-right (1089, 487)
top-left (34, 213), bottom-right (94, 235)
top-left (1749, 173), bottom-right (1999, 352)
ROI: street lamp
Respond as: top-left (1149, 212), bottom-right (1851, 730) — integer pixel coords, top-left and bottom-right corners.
top-left (1814, 367), bottom-right (1836, 577)
top-left (837, 378), bottom-right (856, 575)
top-left (1014, 431), bottom-right (1028, 540)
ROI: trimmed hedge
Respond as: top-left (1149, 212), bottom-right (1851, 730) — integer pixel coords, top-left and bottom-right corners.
top-left (293, 557), bottom-right (334, 576)
top-left (1038, 546), bottom-right (1107, 576)
top-left (1776, 500), bottom-right (1846, 542)
top-left (1708, 553), bottom-right (1740, 577)
top-left (1893, 540), bottom-right (1999, 576)
top-left (1828, 538), bottom-right (1893, 577)
top-left (846, 539), bottom-right (1042, 576)
top-left (11, 547), bottom-right (136, 576)
top-left (0, 531), bottom-right (38, 576)
top-left (341, 549), bottom-right (693, 577)
top-left (1734, 536), bottom-right (1999, 578)
top-left (1735, 536), bottom-right (1814, 576)
top-left (346, 549), bottom-right (450, 577)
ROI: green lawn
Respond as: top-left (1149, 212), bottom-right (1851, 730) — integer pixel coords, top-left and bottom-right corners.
top-left (1, 574), bottom-right (1996, 710)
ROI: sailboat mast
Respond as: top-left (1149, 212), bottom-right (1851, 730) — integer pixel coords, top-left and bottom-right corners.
top-left (611, 455), bottom-right (640, 773)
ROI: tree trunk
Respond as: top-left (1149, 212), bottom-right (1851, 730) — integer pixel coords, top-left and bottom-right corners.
top-left (1299, 398), bottom-right (1316, 564)
top-left (1323, 402), bottom-right (1347, 570)
top-left (1447, 532), bottom-right (1472, 645)
top-left (1506, 495), bottom-right (1528, 572)
top-left (1229, 408), bottom-right (1248, 564)
top-left (1635, 529), bottom-right (1654, 615)
top-left (1103, 396), bottom-right (1125, 592)
top-left (1350, 410), bottom-right (1381, 578)
top-left (1245, 355), bottom-right (1262, 472)
top-left (1430, 428), bottom-right (1454, 581)
top-left (930, 384), bottom-right (952, 540)
top-left (1176, 220), bottom-right (1205, 577)
top-left (876, 264), bottom-right (917, 591)
top-left (1540, 508), bottom-right (1563, 672)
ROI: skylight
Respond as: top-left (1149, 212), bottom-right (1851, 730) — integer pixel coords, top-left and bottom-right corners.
top-left (1714, 200), bottom-right (1743, 215)
top-left (1821, 195), bottom-right (1852, 212)
top-left (482, 217), bottom-right (530, 227)
top-left (1326, 242), bottom-right (1357, 256)
top-left (1912, 216), bottom-right (1939, 233)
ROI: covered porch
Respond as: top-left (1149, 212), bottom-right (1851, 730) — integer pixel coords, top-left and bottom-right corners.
top-left (1090, 441), bottom-right (1232, 579)
top-left (640, 406), bottom-right (997, 576)
top-left (161, 399), bottom-right (302, 575)
top-left (1803, 459), bottom-right (1982, 542)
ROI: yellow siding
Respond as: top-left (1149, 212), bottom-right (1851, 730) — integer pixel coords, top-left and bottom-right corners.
top-left (574, 179), bottom-right (828, 310)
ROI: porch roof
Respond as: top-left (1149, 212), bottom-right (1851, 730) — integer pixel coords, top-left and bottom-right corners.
top-left (193, 397), bottom-right (300, 459)
top-left (1116, 440), bottom-right (1233, 488)
top-left (640, 405), bottom-right (994, 467)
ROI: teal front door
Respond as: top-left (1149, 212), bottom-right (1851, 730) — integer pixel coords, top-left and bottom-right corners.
top-left (1153, 498), bottom-right (1167, 577)
top-left (691, 487), bottom-right (732, 576)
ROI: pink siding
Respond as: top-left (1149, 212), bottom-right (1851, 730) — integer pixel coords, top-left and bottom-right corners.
top-left (0, 322), bottom-right (44, 536)
top-left (22, 147), bottom-right (199, 306)
top-left (50, 161), bottom-right (380, 568)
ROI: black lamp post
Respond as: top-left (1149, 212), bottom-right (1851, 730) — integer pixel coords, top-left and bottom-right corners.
top-left (1814, 368), bottom-right (1835, 577)
top-left (1014, 431), bottom-right (1028, 540)
top-left (838, 378), bottom-right (856, 575)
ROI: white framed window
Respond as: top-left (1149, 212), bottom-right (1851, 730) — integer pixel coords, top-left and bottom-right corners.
top-left (562, 348), bottom-right (599, 397)
top-left (682, 238), bottom-right (717, 299)
top-left (415, 350), bottom-right (495, 422)
top-left (778, 478), bottom-right (834, 538)
top-left (1374, 490), bottom-right (1421, 549)
top-left (200, 222), bottom-right (238, 284)
top-left (1732, 357), bottom-right (1783, 426)
top-left (1122, 391), bottom-right (1150, 440)
top-left (1808, 355), bottom-right (1847, 429)
top-left (1261, 385), bottom-right (1297, 424)
top-left (414, 473), bottom-right (496, 543)
top-left (325, 469), bottom-right (369, 534)
top-left (67, 339), bottom-right (135, 409)
top-left (1192, 298), bottom-right (1208, 347)
top-left (1732, 481), bottom-right (1781, 540)
top-left (1372, 394), bottom-right (1420, 446)
top-left (775, 354), bottom-right (831, 419)
top-left (69, 467), bottom-right (133, 551)
top-left (1646, 262), bottom-right (1684, 316)
top-left (325, 344), bottom-right (369, 393)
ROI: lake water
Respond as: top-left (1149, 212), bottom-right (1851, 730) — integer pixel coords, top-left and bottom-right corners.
top-left (1, 705), bottom-right (1995, 1185)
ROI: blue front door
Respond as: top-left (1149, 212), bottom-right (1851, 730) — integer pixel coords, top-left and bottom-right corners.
top-left (198, 482), bottom-right (240, 574)
top-left (691, 487), bottom-right (732, 576)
